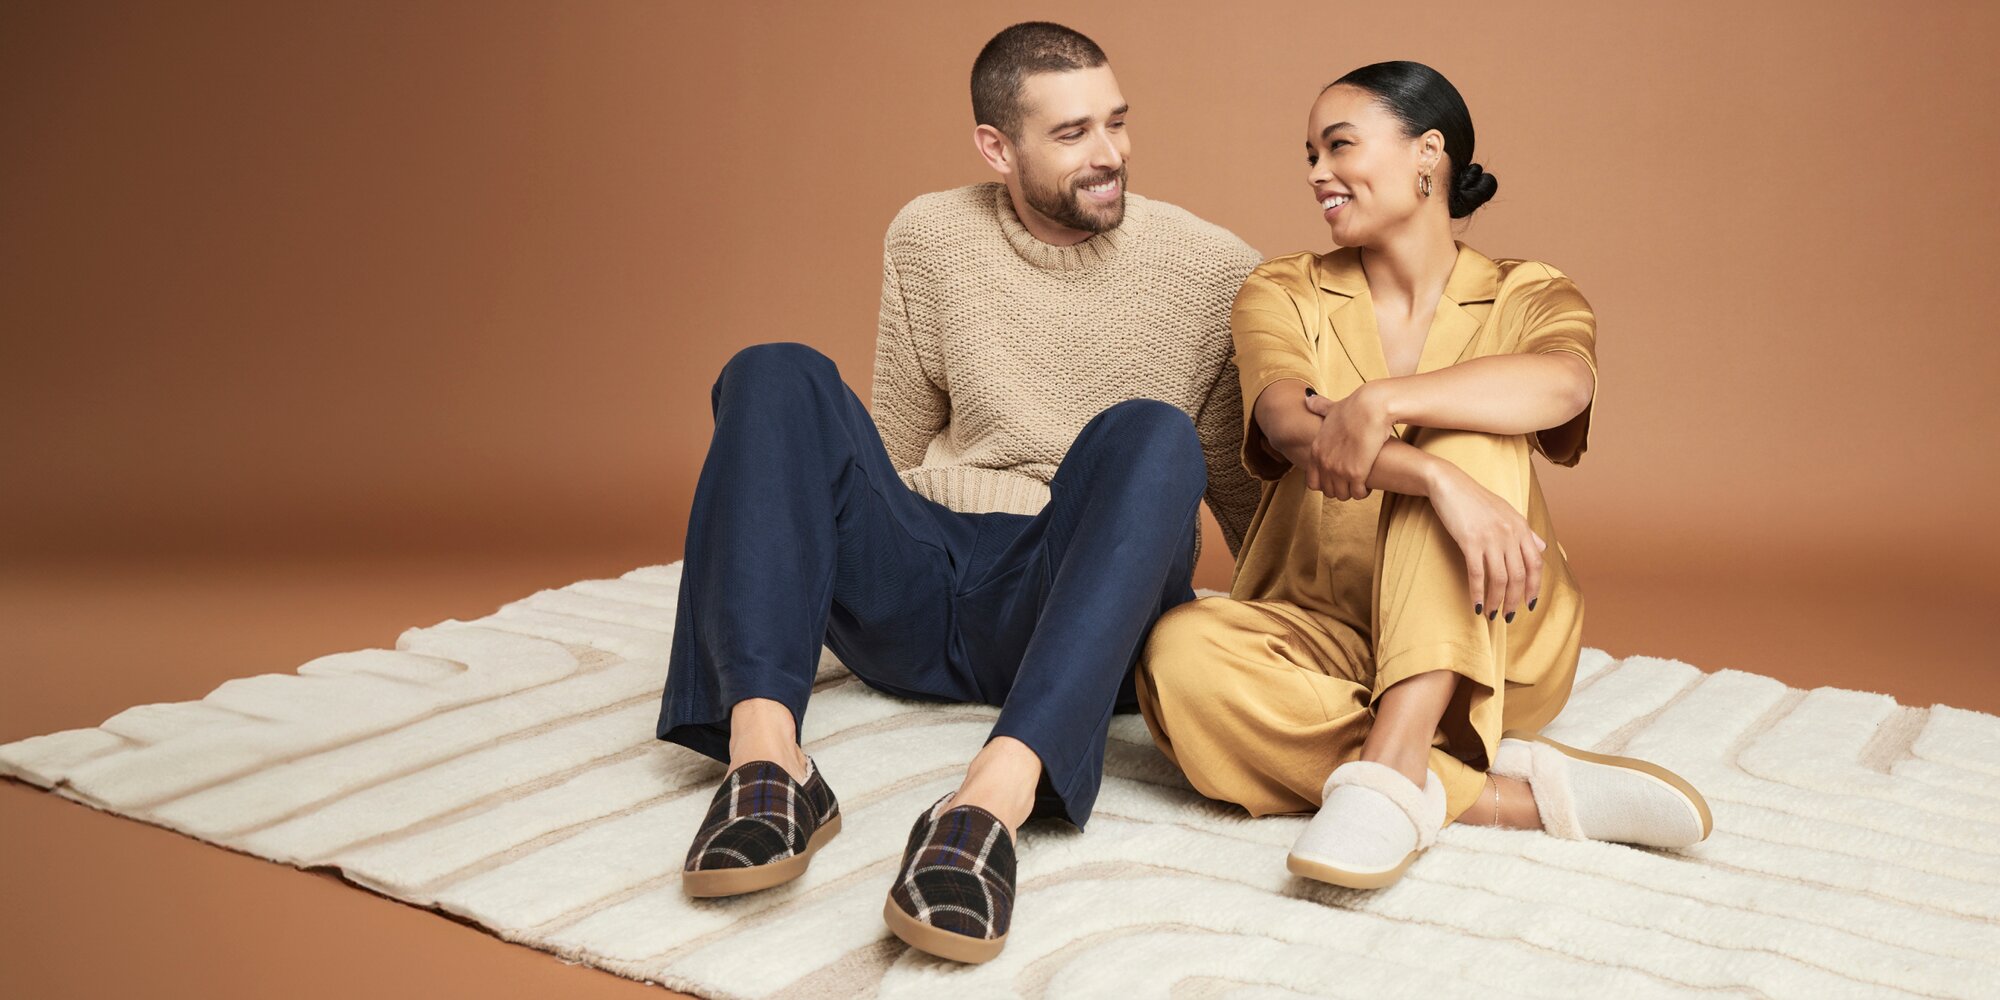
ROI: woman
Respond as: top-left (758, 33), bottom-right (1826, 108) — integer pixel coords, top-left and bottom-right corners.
top-left (1135, 61), bottom-right (1712, 890)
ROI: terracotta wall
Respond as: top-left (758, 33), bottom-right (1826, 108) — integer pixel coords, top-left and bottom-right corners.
top-left (5, 0), bottom-right (1996, 595)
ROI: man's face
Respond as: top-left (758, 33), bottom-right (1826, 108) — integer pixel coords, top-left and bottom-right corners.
top-left (1008, 65), bottom-right (1130, 235)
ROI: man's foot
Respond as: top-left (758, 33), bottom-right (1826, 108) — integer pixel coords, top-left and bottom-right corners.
top-left (682, 757), bottom-right (841, 897)
top-left (882, 793), bottom-right (1016, 963)
top-left (1287, 760), bottom-right (1445, 890)
top-left (727, 697), bottom-right (810, 783)
top-left (943, 734), bottom-right (1040, 833)
top-left (1490, 730), bottom-right (1712, 848)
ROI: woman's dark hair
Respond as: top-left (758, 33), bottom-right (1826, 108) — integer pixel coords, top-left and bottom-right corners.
top-left (1326, 61), bottom-right (1497, 219)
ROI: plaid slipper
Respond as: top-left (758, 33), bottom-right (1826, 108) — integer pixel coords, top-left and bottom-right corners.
top-left (881, 792), bottom-right (1016, 964)
top-left (681, 757), bottom-right (841, 897)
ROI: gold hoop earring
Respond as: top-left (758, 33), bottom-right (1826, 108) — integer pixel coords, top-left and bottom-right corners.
top-left (1419, 171), bottom-right (1433, 198)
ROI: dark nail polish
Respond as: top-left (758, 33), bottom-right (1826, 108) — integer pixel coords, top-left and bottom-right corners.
top-left (1505, 611), bottom-right (1515, 623)
top-left (1305, 386), bottom-right (1317, 397)
top-left (1488, 610), bottom-right (1497, 621)
top-left (1474, 603), bottom-right (1482, 616)
top-left (1528, 598), bottom-right (1538, 611)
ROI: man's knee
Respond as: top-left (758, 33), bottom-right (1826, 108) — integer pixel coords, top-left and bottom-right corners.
top-left (1072, 398), bottom-right (1206, 499)
top-left (715, 341), bottom-right (839, 398)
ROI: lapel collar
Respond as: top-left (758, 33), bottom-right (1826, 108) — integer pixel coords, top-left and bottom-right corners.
top-left (1312, 240), bottom-right (1500, 381)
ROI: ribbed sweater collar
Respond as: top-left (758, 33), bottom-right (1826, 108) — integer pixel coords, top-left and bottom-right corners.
top-left (991, 182), bottom-right (1142, 272)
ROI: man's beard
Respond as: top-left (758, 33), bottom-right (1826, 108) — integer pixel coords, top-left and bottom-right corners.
top-left (1020, 161), bottom-right (1127, 234)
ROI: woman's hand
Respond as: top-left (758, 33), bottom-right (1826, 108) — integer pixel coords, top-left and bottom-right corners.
top-left (1301, 385), bottom-right (1395, 500)
top-left (1427, 463), bottom-right (1547, 621)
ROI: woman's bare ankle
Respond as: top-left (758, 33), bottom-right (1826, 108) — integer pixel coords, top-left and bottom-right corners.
top-left (1499, 773), bottom-right (1543, 829)
top-left (1357, 744), bottom-right (1432, 789)
top-left (1458, 774), bottom-right (1542, 829)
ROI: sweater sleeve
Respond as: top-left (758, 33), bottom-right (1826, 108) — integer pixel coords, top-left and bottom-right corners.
top-left (1194, 353), bottom-right (1260, 558)
top-left (868, 245), bottom-right (948, 473)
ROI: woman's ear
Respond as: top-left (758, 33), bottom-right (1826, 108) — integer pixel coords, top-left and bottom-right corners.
top-left (1420, 130), bottom-right (1444, 171)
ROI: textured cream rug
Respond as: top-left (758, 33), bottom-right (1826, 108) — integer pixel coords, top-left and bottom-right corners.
top-left (5, 561), bottom-right (1998, 998)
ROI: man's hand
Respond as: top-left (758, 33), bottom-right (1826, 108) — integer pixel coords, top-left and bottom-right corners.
top-left (1302, 384), bottom-right (1396, 501)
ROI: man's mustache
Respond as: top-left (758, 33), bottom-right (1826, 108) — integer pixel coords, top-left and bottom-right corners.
top-left (1074, 168), bottom-right (1126, 190)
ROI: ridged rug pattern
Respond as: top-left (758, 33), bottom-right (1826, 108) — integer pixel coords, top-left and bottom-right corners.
top-left (4, 561), bottom-right (1997, 998)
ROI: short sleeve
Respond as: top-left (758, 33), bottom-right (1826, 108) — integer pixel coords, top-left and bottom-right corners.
top-left (1510, 272), bottom-right (1598, 467)
top-left (1230, 270), bottom-right (1320, 481)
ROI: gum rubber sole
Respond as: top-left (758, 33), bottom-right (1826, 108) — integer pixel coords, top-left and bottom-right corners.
top-left (1502, 729), bottom-right (1714, 841)
top-left (1286, 848), bottom-right (1420, 890)
top-left (681, 813), bottom-right (842, 897)
top-left (882, 896), bottom-right (1007, 964)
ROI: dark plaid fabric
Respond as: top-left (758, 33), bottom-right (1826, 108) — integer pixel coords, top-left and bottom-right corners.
top-left (887, 793), bottom-right (1017, 940)
top-left (684, 758), bottom-right (839, 873)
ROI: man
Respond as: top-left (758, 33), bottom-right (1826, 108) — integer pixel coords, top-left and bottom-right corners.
top-left (656, 21), bottom-right (1261, 964)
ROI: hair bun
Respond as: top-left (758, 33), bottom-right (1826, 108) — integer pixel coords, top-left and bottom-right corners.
top-left (1449, 161), bottom-right (1497, 218)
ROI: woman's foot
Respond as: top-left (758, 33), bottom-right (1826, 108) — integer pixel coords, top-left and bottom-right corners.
top-left (1287, 760), bottom-right (1446, 889)
top-left (1491, 730), bottom-right (1712, 848)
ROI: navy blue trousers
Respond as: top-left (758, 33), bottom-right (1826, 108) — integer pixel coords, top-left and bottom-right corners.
top-left (655, 342), bottom-right (1205, 828)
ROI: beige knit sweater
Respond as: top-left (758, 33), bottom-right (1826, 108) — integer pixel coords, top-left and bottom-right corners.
top-left (868, 181), bottom-right (1263, 561)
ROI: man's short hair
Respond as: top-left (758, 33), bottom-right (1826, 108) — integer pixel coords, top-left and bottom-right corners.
top-left (970, 22), bottom-right (1108, 140)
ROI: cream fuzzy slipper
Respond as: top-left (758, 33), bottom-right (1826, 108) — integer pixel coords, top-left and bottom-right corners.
top-left (1286, 760), bottom-right (1445, 889)
top-left (1491, 730), bottom-right (1713, 848)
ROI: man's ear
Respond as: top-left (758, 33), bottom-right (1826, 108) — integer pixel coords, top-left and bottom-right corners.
top-left (972, 124), bottom-right (1015, 176)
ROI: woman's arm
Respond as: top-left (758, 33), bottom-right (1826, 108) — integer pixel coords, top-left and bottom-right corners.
top-left (1255, 377), bottom-right (1549, 619)
top-left (1362, 351), bottom-right (1593, 437)
top-left (1255, 378), bottom-right (1442, 497)
top-left (1297, 352), bottom-right (1592, 496)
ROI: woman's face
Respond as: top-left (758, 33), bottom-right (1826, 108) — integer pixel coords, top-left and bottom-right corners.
top-left (1305, 84), bottom-right (1443, 246)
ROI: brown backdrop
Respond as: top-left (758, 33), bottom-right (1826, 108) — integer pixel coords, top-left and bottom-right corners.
top-left (8, 0), bottom-right (1998, 579)
top-left (3, 3), bottom-right (1998, 996)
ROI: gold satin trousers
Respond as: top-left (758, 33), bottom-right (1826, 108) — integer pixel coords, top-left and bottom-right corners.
top-left (1136, 427), bottom-right (1585, 825)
